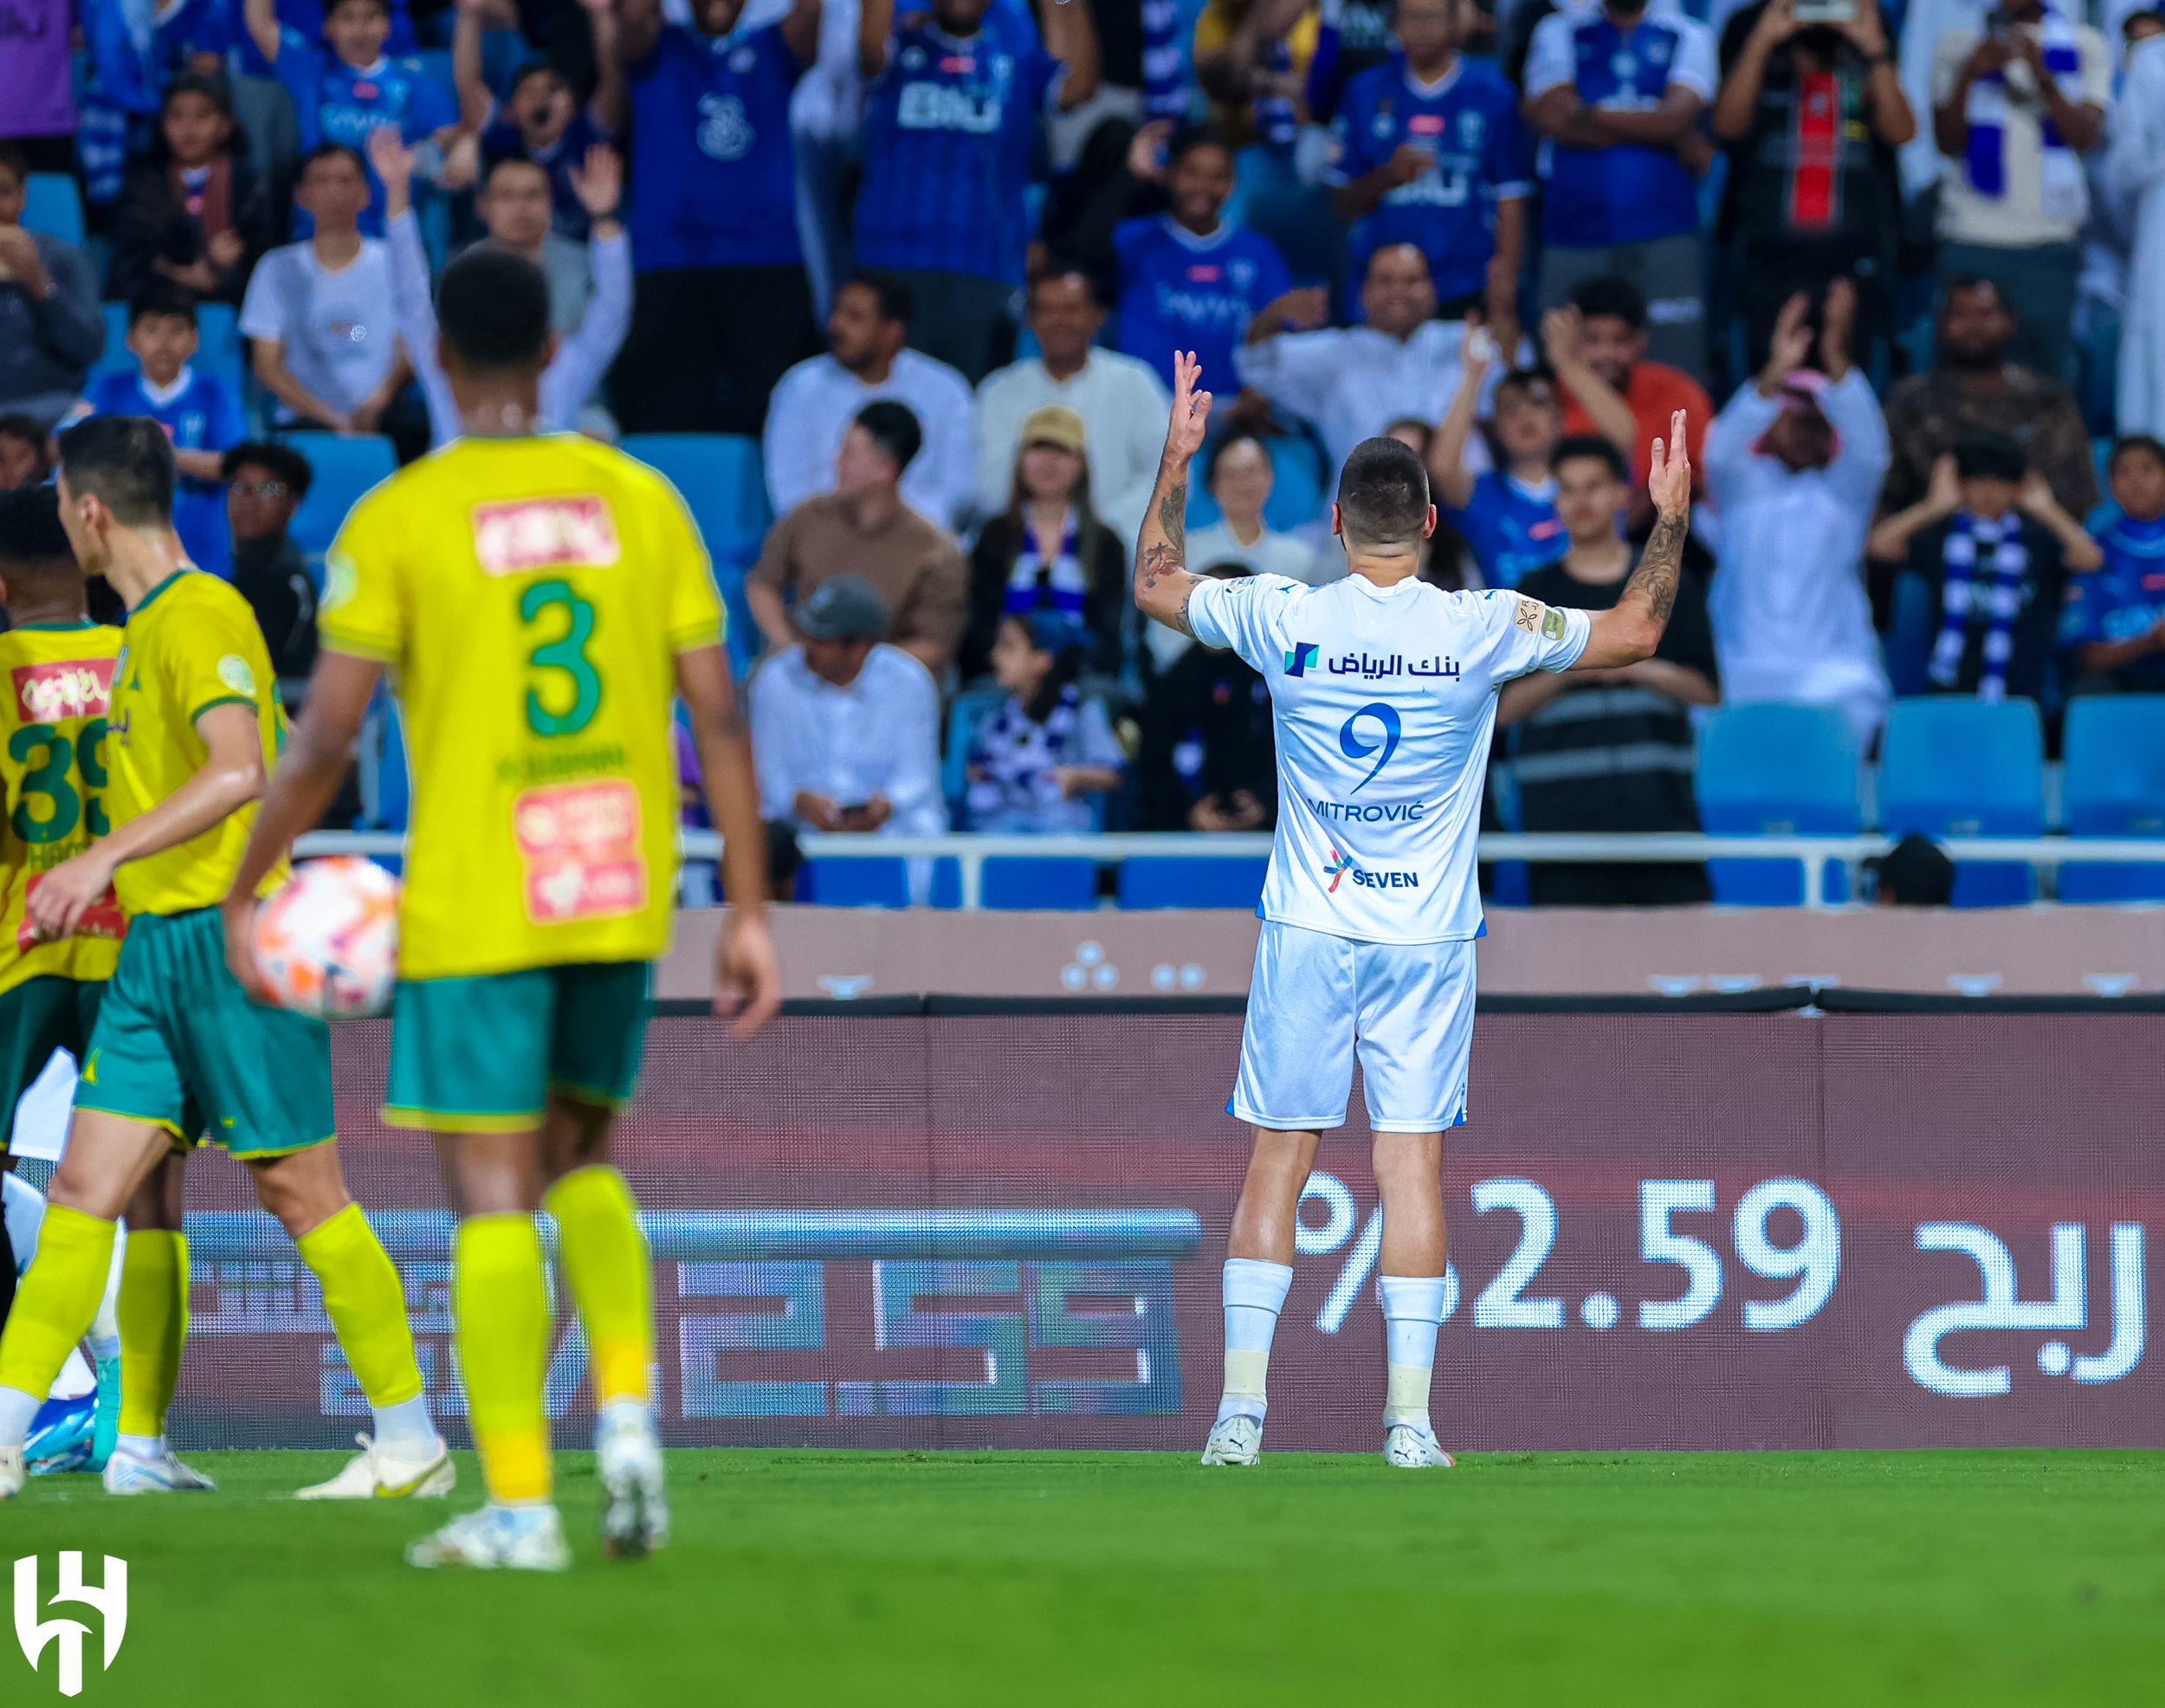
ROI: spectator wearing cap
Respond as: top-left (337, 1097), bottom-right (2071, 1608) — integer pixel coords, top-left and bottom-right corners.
top-left (1868, 430), bottom-right (2102, 702)
top-left (750, 573), bottom-right (948, 839)
top-left (965, 609), bottom-right (1127, 832)
top-left (223, 442), bottom-right (319, 698)
top-left (965, 404), bottom-right (1128, 679)
top-left (748, 399), bottom-right (970, 676)
top-left (1523, 0), bottom-right (1720, 378)
top-left (1928, 0), bottom-right (2110, 383)
top-left (1560, 275), bottom-right (1712, 504)
top-left (976, 270), bottom-right (1173, 544)
top-left (1703, 283), bottom-right (1892, 750)
top-left (765, 275), bottom-right (978, 534)
top-left (1867, 832), bottom-right (1956, 905)
top-left (1877, 275), bottom-right (2098, 529)
top-left (1138, 562), bottom-right (1276, 831)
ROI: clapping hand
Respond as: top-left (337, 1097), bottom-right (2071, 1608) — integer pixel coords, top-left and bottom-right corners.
top-left (570, 141), bottom-right (623, 219)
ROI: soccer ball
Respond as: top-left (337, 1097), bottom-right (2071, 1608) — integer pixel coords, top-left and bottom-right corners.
top-left (253, 857), bottom-right (401, 1019)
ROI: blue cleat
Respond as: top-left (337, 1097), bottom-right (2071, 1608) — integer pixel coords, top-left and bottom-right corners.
top-left (25, 1393), bottom-right (95, 1472)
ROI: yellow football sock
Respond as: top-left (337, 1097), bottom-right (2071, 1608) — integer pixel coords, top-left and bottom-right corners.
top-left (117, 1229), bottom-right (188, 1436)
top-left (297, 1204), bottom-right (424, 1408)
top-left (454, 1213), bottom-right (553, 1504)
top-left (544, 1166), bottom-right (653, 1408)
top-left (0, 1206), bottom-right (117, 1408)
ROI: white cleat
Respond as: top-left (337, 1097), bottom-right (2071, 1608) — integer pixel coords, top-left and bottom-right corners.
top-left (0, 1445), bottom-right (24, 1499)
top-left (597, 1406), bottom-right (669, 1557)
top-left (103, 1445), bottom-right (217, 1495)
top-left (1199, 1414), bottom-right (1263, 1466)
top-left (1382, 1424), bottom-right (1457, 1469)
top-left (407, 1504), bottom-right (572, 1572)
top-left (296, 1433), bottom-right (456, 1501)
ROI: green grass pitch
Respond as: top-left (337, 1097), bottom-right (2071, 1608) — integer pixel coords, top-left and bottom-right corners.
top-left (6, 1450), bottom-right (2162, 1705)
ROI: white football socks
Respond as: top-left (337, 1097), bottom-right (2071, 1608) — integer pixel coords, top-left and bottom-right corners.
top-left (116, 1432), bottom-right (165, 1461)
top-left (1379, 1275), bottom-right (1448, 1430)
top-left (0, 1383), bottom-right (39, 1448)
top-left (372, 1393), bottom-right (438, 1459)
top-left (1217, 1258), bottom-right (1293, 1426)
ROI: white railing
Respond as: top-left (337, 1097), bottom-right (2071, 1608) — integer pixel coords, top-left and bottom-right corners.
top-left (290, 830), bottom-right (2165, 913)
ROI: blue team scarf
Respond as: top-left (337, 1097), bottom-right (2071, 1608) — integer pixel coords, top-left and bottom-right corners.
top-left (1963, 7), bottom-right (2084, 218)
top-left (1141, 0), bottom-right (1191, 120)
top-left (967, 684), bottom-right (1085, 819)
top-left (1004, 514), bottom-right (1088, 622)
top-left (1932, 514), bottom-right (2029, 702)
top-left (1254, 38), bottom-right (1298, 152)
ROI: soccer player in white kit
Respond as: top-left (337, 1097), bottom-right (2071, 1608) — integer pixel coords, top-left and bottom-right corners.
top-left (1134, 353), bottom-right (1693, 1468)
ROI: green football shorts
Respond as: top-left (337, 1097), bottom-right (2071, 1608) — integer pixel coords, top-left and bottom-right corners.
top-left (0, 975), bottom-right (104, 1156)
top-left (383, 961), bottom-right (653, 1133)
top-left (75, 908), bottom-right (335, 1156)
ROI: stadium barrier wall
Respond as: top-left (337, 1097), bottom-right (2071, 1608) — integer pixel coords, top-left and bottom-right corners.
top-left (169, 1002), bottom-right (2165, 1452)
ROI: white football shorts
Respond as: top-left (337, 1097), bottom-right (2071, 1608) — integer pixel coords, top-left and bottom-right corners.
top-left (1231, 920), bottom-right (1476, 1134)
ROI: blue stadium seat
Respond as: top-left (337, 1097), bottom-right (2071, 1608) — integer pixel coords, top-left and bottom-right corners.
top-left (979, 856), bottom-right (1098, 910)
top-left (23, 174), bottom-right (84, 246)
top-left (196, 301), bottom-right (242, 389)
top-left (282, 431), bottom-right (397, 555)
top-left (622, 435), bottom-right (771, 567)
top-left (943, 686), bottom-right (1007, 822)
top-left (797, 857), bottom-right (911, 908)
top-left (2058, 696), bottom-right (2165, 903)
top-left (92, 302), bottom-right (130, 381)
top-left (1696, 703), bottom-right (1860, 905)
top-left (1117, 856), bottom-right (1269, 909)
top-left (1878, 698), bottom-right (2044, 905)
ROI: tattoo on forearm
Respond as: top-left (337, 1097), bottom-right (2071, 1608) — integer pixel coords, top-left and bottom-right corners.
top-left (1171, 580), bottom-right (1196, 638)
top-left (1155, 480), bottom-right (1186, 555)
top-left (1623, 515), bottom-right (1685, 627)
top-left (1139, 540), bottom-right (1183, 592)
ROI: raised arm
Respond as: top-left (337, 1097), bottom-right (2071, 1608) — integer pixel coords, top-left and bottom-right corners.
top-left (1542, 305), bottom-right (1636, 455)
top-left (453, 0), bottom-right (494, 132)
top-left (243, 0), bottom-right (283, 64)
top-left (1427, 325), bottom-right (1492, 510)
top-left (582, 0), bottom-right (630, 131)
top-left (1044, 0), bottom-right (1100, 111)
top-left (619, 0), bottom-right (665, 71)
top-left (779, 0), bottom-right (823, 69)
top-left (1570, 409), bottom-right (1692, 671)
top-left (858, 0), bottom-right (894, 80)
top-left (1133, 350), bottom-right (1214, 637)
top-left (1711, 1), bottom-right (1793, 142)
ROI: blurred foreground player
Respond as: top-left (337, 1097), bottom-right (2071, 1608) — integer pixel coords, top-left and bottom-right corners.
top-left (1133, 353), bottom-right (1691, 1467)
top-left (5, 1171), bottom-right (124, 1473)
top-left (0, 417), bottom-right (446, 1501)
top-left (225, 248), bottom-right (784, 1570)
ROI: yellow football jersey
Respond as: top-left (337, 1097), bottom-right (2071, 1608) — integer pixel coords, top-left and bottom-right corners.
top-left (105, 570), bottom-right (290, 917)
top-left (0, 621), bottom-right (127, 993)
top-left (320, 434), bottom-right (724, 980)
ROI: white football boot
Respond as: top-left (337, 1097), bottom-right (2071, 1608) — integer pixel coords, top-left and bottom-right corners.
top-left (1199, 1414), bottom-right (1263, 1466)
top-left (597, 1404), bottom-right (669, 1557)
top-left (296, 1433), bottom-right (456, 1500)
top-left (103, 1444), bottom-right (218, 1494)
top-left (0, 1444), bottom-right (24, 1499)
top-left (407, 1504), bottom-right (572, 1572)
top-left (1382, 1423), bottom-right (1456, 1469)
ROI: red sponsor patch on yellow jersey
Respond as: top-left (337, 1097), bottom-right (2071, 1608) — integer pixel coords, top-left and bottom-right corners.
top-left (12, 657), bottom-right (114, 723)
top-left (471, 496), bottom-right (621, 576)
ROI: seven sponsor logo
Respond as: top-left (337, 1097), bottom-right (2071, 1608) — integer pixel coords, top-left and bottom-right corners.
top-left (1317, 846), bottom-right (1421, 894)
top-left (1322, 847), bottom-right (1353, 893)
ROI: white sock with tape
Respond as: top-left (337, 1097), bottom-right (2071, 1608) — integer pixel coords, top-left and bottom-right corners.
top-left (1379, 1275), bottom-right (1447, 1430)
top-left (1218, 1258), bottom-right (1293, 1426)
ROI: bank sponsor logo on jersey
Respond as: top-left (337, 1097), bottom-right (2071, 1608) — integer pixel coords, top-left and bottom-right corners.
top-left (472, 496), bottom-right (622, 577)
top-left (1283, 641), bottom-right (1318, 676)
top-left (11, 658), bottom-right (114, 725)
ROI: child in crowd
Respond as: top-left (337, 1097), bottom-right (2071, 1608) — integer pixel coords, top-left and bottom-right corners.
top-left (457, 0), bottom-right (626, 240)
top-left (966, 611), bottom-right (1127, 833)
top-left (106, 74), bottom-right (272, 307)
top-left (2063, 433), bottom-right (2165, 693)
top-left (67, 291), bottom-right (245, 577)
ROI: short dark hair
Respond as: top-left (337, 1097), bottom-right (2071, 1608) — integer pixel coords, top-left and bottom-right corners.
top-left (2108, 433), bottom-right (2165, 477)
top-left (1868, 832), bottom-right (1956, 906)
top-left (0, 413), bottom-right (46, 451)
top-left (297, 141), bottom-right (368, 183)
top-left (843, 272), bottom-right (913, 326)
top-left (507, 60), bottom-right (566, 98)
top-left (1953, 431), bottom-right (2026, 484)
top-left (1204, 425), bottom-right (1272, 486)
top-left (1495, 365), bottom-right (1560, 405)
top-left (854, 400), bottom-right (923, 474)
top-left (128, 288), bottom-right (197, 328)
top-left (1166, 122), bottom-right (1234, 165)
top-left (438, 246), bottom-right (551, 372)
top-left (157, 74), bottom-right (240, 159)
top-left (1553, 434), bottom-right (1629, 483)
top-left (222, 439), bottom-right (313, 497)
top-left (57, 417), bottom-right (175, 529)
top-left (325, 0), bottom-right (390, 16)
top-left (0, 486), bottom-right (74, 568)
top-left (1335, 437), bottom-right (1430, 547)
top-left (1568, 275), bottom-right (1646, 329)
top-left (0, 144), bottom-right (27, 188)
top-left (1029, 265), bottom-right (1102, 308)
top-left (480, 152), bottom-right (552, 193)
top-left (1940, 274), bottom-right (2012, 320)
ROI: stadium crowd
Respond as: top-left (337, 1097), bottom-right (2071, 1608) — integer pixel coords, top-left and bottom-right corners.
top-left (3, 0), bottom-right (2164, 901)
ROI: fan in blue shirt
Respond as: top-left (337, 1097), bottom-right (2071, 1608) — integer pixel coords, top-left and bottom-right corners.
top-left (1522, 0), bottom-right (1718, 249)
top-left (1306, 0), bottom-right (1395, 125)
top-left (246, 0), bottom-right (462, 236)
top-left (1327, 1), bottom-right (1532, 316)
top-left (2063, 437), bottom-right (2165, 692)
top-left (855, 0), bottom-right (1101, 288)
top-left (1115, 127), bottom-right (1293, 393)
top-left (617, 0), bottom-right (817, 272)
top-left (67, 295), bottom-right (246, 579)
top-left (462, 0), bottom-right (629, 242)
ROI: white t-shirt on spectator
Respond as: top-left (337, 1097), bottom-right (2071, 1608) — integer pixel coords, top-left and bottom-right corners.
top-left (749, 642), bottom-right (948, 836)
top-left (238, 239), bottom-right (402, 422)
top-left (765, 349), bottom-right (978, 533)
top-left (1930, 22), bottom-right (2111, 245)
top-left (1231, 322), bottom-right (1496, 476)
top-left (1187, 572), bottom-right (1589, 943)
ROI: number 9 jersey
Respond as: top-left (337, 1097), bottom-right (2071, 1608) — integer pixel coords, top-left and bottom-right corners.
top-left (0, 619), bottom-right (126, 988)
top-left (320, 435), bottom-right (725, 981)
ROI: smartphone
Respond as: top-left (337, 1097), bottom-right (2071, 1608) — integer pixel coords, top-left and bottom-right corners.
top-left (1463, 327), bottom-right (1498, 364)
top-left (1793, 0), bottom-right (1857, 21)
